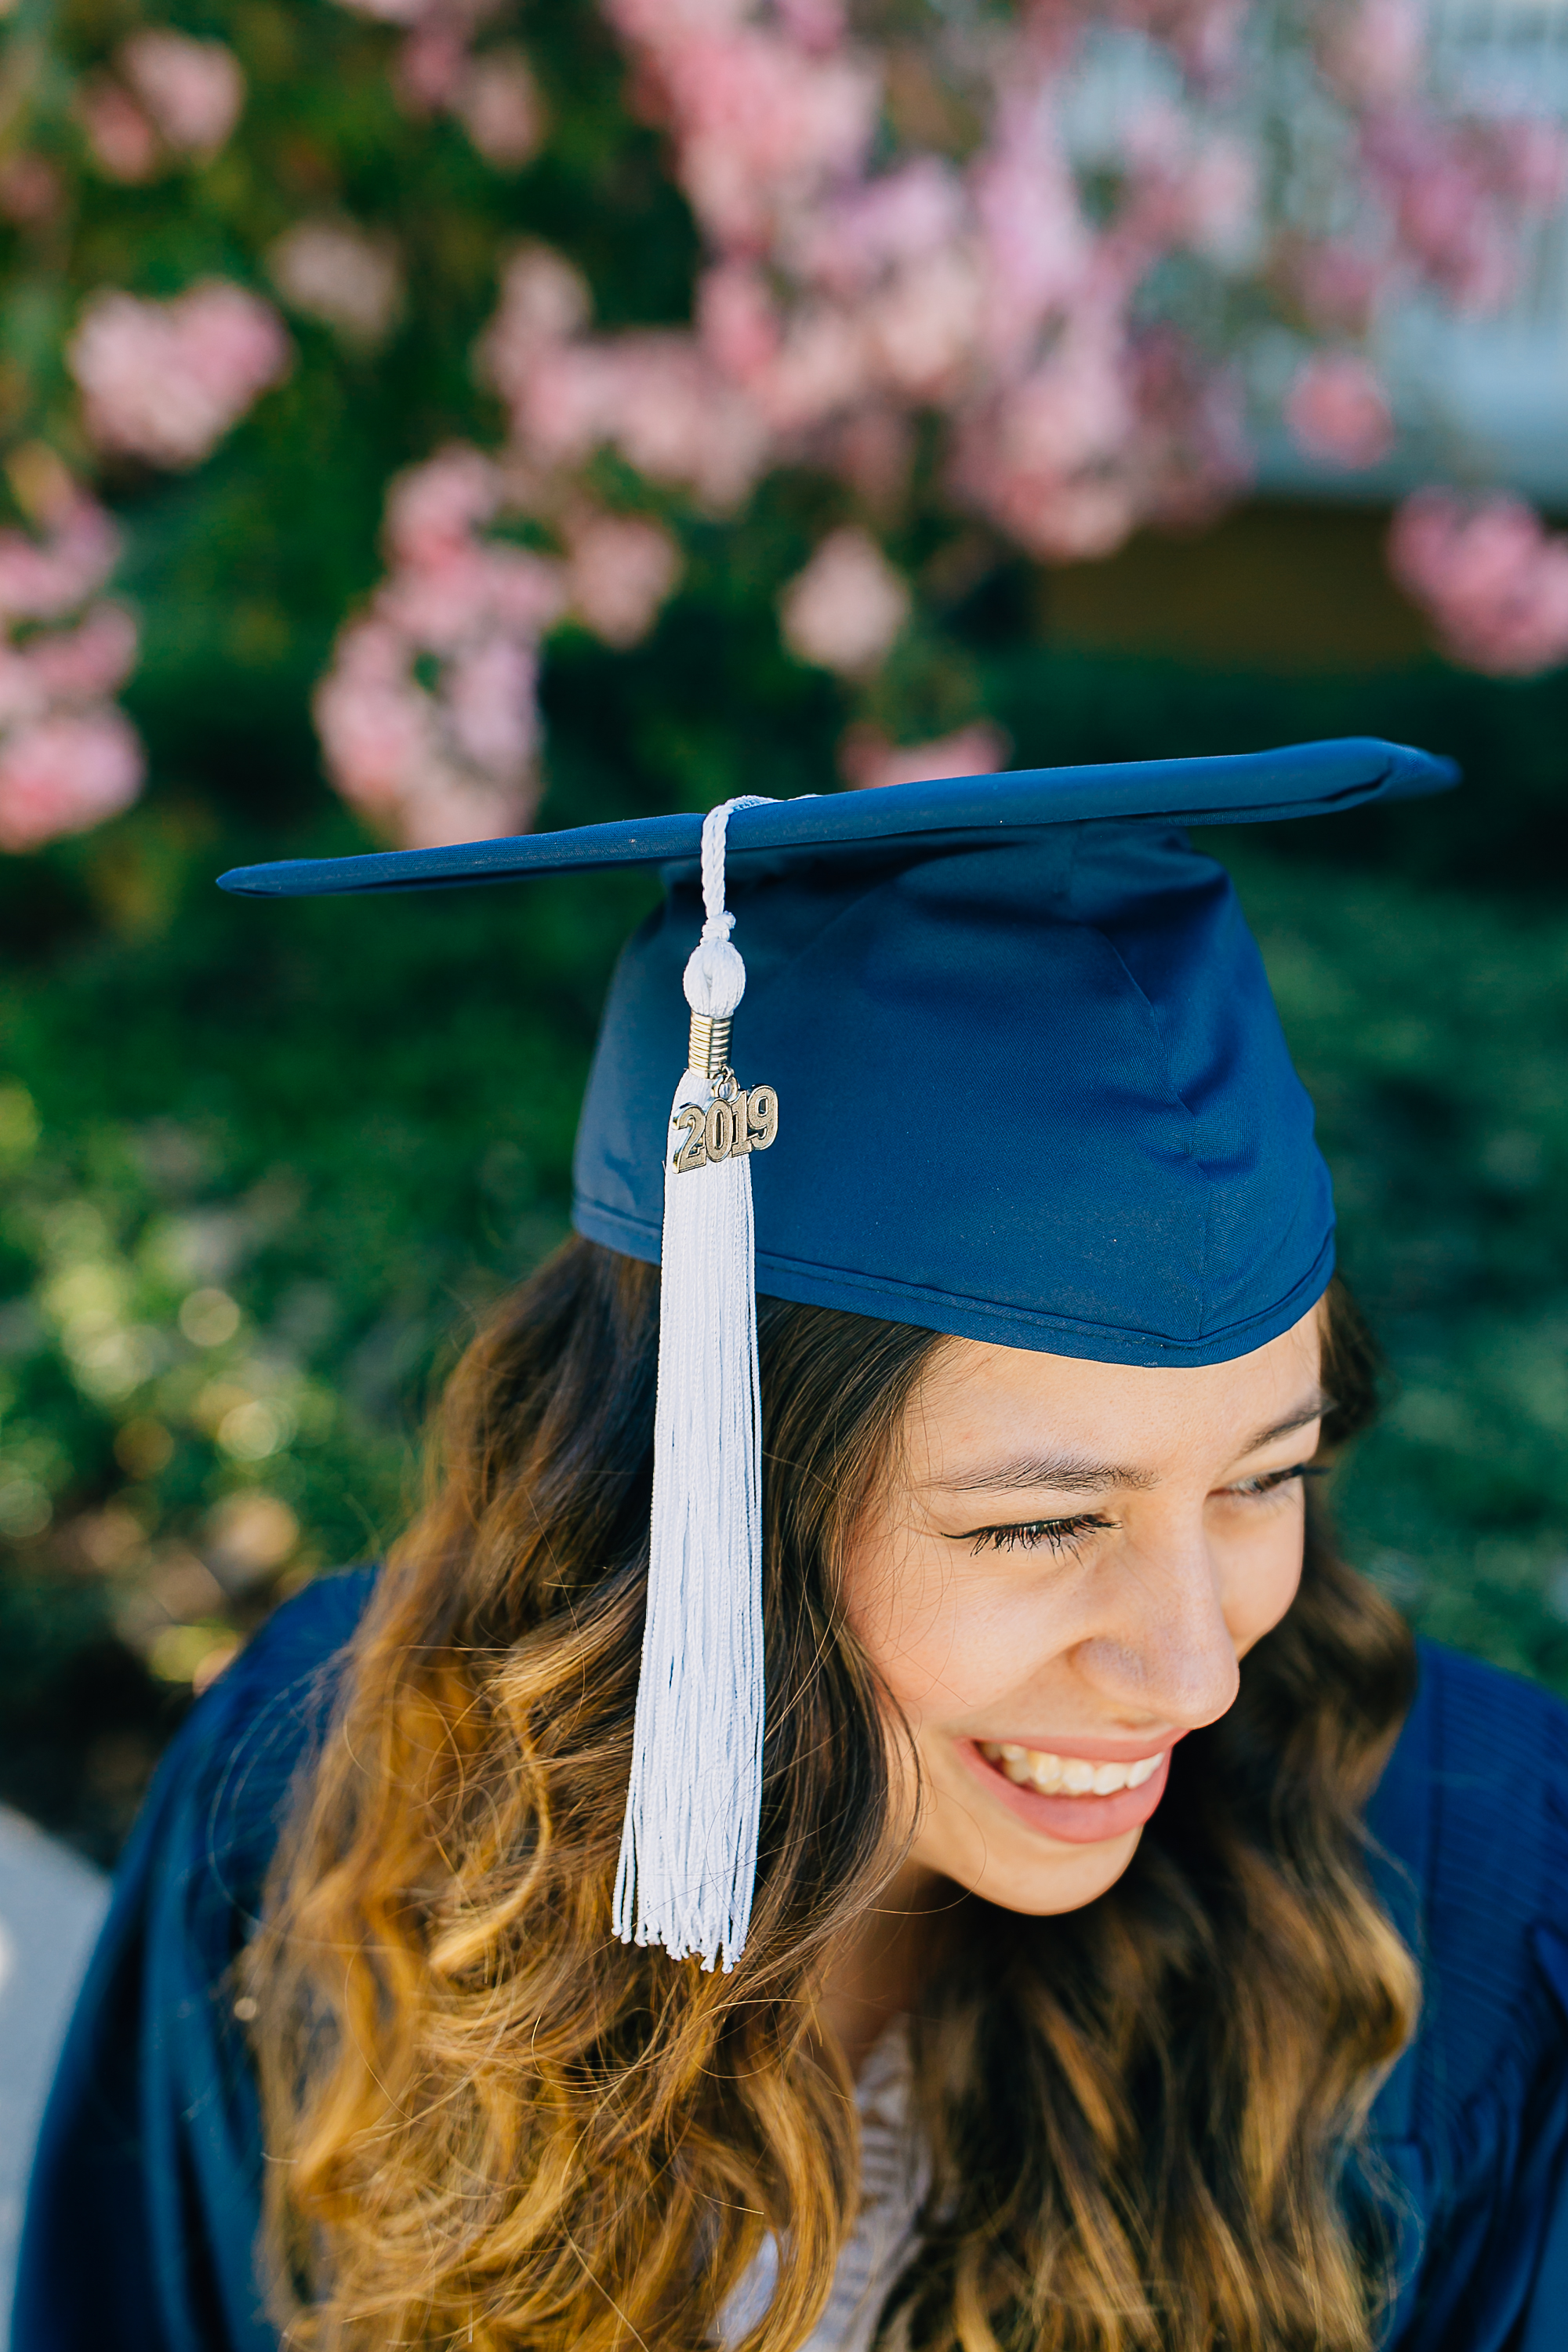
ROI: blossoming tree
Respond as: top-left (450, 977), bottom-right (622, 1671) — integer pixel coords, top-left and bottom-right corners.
top-left (3, 0), bottom-right (1566, 852)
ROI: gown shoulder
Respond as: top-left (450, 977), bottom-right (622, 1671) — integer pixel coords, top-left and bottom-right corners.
top-left (12, 1566), bottom-right (377, 2352)
top-left (1367, 1639), bottom-right (1568, 2349)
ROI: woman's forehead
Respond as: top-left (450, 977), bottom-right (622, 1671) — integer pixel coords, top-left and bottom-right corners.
top-left (906, 1308), bottom-right (1327, 1485)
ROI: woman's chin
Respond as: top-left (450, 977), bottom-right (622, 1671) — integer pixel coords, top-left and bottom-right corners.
top-left (913, 1744), bottom-right (1157, 1915)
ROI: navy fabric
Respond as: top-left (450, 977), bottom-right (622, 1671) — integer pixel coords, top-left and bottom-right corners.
top-left (218, 739), bottom-right (1456, 1369)
top-left (215, 737), bottom-right (1454, 897)
top-left (15, 1577), bottom-right (1568, 2350)
top-left (575, 817), bottom-right (1334, 1363)
top-left (11, 1570), bottom-right (374, 2352)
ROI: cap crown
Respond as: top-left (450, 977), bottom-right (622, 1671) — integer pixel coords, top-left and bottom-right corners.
top-left (575, 821), bottom-right (1330, 1367)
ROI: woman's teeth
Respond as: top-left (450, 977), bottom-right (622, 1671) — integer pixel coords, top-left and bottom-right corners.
top-left (978, 1740), bottom-right (1166, 1796)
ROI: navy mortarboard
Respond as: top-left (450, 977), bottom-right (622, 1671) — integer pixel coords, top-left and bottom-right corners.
top-left (220, 735), bottom-right (1457, 1970)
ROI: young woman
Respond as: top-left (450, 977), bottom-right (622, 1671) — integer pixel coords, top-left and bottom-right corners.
top-left (18, 744), bottom-right (1568, 2352)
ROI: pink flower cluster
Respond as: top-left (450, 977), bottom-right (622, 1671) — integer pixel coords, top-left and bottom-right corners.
top-left (0, 478), bottom-right (143, 854)
top-left (269, 220), bottom-right (405, 350)
top-left (79, 31), bottom-right (245, 183)
top-left (1388, 492), bottom-right (1568, 676)
top-left (779, 529), bottom-right (909, 675)
top-left (70, 282), bottom-right (291, 470)
top-left (1310, 0), bottom-right (1568, 316)
top-left (333, 0), bottom-right (544, 171)
top-left (1284, 350), bottom-right (1393, 468)
top-left (473, 9), bottom-right (1261, 603)
top-left (480, 249), bottom-right (768, 513)
top-left (314, 446), bottom-right (682, 844)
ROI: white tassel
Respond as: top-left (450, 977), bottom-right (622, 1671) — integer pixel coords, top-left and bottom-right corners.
top-left (614, 797), bottom-right (771, 1972)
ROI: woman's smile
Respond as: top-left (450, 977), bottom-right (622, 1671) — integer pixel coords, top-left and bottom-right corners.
top-left (960, 1735), bottom-right (1179, 1843)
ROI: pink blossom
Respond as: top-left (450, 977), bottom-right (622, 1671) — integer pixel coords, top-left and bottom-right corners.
top-left (313, 620), bottom-right (434, 815)
top-left (1103, 0), bottom-right (1249, 84)
top-left (379, 447), bottom-right (563, 644)
top-left (1284, 350), bottom-right (1394, 469)
top-left (971, 93), bottom-right (1088, 366)
top-left (697, 264), bottom-right (780, 383)
top-left (564, 511), bottom-right (682, 647)
top-left (1388, 491), bottom-right (1568, 676)
top-left (956, 324), bottom-right (1138, 560)
top-left (801, 158), bottom-right (966, 296)
top-left (0, 154), bottom-right (64, 224)
top-left (397, 20), bottom-right (470, 109)
top-left (381, 541), bottom-right (564, 649)
top-left (71, 283), bottom-right (292, 470)
top-left (1128, 329), bottom-right (1250, 528)
top-left (269, 220), bottom-right (405, 348)
top-left (384, 444), bottom-right (500, 565)
top-left (1318, 0), bottom-right (1423, 106)
top-left (78, 82), bottom-right (158, 183)
top-left (0, 648), bottom-right (45, 734)
top-left (775, 0), bottom-right (845, 50)
top-left (612, 338), bottom-right (770, 506)
top-left (0, 608), bottom-right (137, 730)
top-left (839, 720), bottom-right (1010, 791)
top-left (1284, 238), bottom-right (1384, 336)
top-left (749, 306), bottom-right (868, 432)
top-left (640, 27), bottom-right (880, 250)
top-left (779, 528), bottom-right (909, 674)
top-left (0, 710), bottom-right (143, 853)
top-left (444, 633), bottom-right (540, 775)
top-left (397, 768), bottom-right (539, 849)
top-left (120, 30), bottom-right (245, 158)
top-left (1362, 114), bottom-right (1515, 310)
top-left (503, 340), bottom-right (619, 467)
top-left (1171, 136), bottom-right (1258, 260)
top-left (474, 247), bottom-right (592, 404)
top-left (866, 247), bottom-right (984, 401)
top-left (456, 50), bottom-right (544, 168)
top-left (316, 445), bottom-right (567, 844)
top-left (0, 497), bottom-right (119, 621)
top-left (25, 604), bottom-right (139, 703)
top-left (1475, 118), bottom-right (1568, 216)
top-left (824, 408), bottom-right (914, 506)
top-left (604, 0), bottom-right (751, 38)
top-left (509, 331), bottom-right (768, 510)
top-left (332, 0), bottom-right (444, 24)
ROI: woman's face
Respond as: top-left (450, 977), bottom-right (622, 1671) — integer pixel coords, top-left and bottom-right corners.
top-left (844, 1305), bottom-right (1325, 1918)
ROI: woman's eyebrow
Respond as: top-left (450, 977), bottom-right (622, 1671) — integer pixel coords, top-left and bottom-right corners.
top-left (942, 1453), bottom-right (1158, 1496)
top-left (1239, 1391), bottom-right (1334, 1455)
top-left (935, 1392), bottom-right (1335, 1498)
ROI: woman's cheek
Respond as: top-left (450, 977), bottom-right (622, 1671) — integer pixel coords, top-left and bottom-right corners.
top-left (1221, 1512), bottom-right (1307, 1657)
top-left (856, 1543), bottom-right (1058, 1724)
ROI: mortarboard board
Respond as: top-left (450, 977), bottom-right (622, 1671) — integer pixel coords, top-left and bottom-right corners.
top-left (220, 735), bottom-right (1457, 1969)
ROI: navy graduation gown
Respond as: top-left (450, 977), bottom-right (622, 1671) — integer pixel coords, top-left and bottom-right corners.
top-left (14, 1573), bottom-right (1568, 2351)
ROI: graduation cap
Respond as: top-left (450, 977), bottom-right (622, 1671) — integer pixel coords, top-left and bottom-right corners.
top-left (220, 735), bottom-right (1457, 1970)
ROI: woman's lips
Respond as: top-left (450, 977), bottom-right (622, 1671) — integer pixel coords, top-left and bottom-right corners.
top-left (956, 1736), bottom-right (1176, 1845)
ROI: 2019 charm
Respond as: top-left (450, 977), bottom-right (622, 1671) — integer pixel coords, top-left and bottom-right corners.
top-left (673, 1083), bottom-right (779, 1174)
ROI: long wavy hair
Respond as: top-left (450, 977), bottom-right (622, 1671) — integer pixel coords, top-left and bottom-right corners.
top-left (249, 1236), bottom-right (1419, 2352)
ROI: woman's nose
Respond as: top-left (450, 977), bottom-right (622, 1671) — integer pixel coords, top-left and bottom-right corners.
top-left (1073, 1527), bottom-right (1242, 1729)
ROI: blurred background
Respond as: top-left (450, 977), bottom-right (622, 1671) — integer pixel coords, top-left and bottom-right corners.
top-left (2, 0), bottom-right (1567, 1880)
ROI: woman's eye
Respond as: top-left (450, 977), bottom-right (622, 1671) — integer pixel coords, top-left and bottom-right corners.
top-left (970, 1514), bottom-right (1108, 1556)
top-left (1224, 1462), bottom-right (1323, 1501)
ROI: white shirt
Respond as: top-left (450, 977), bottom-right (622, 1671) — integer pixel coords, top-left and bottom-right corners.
top-left (718, 2023), bottom-right (927, 2352)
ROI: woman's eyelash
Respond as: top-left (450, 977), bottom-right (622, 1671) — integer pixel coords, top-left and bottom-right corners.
top-left (1226, 1462), bottom-right (1327, 1498)
top-left (971, 1514), bottom-right (1109, 1555)
top-left (968, 1465), bottom-right (1327, 1554)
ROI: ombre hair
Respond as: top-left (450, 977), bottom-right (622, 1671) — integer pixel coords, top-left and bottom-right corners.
top-left (249, 1239), bottom-right (1418, 2350)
